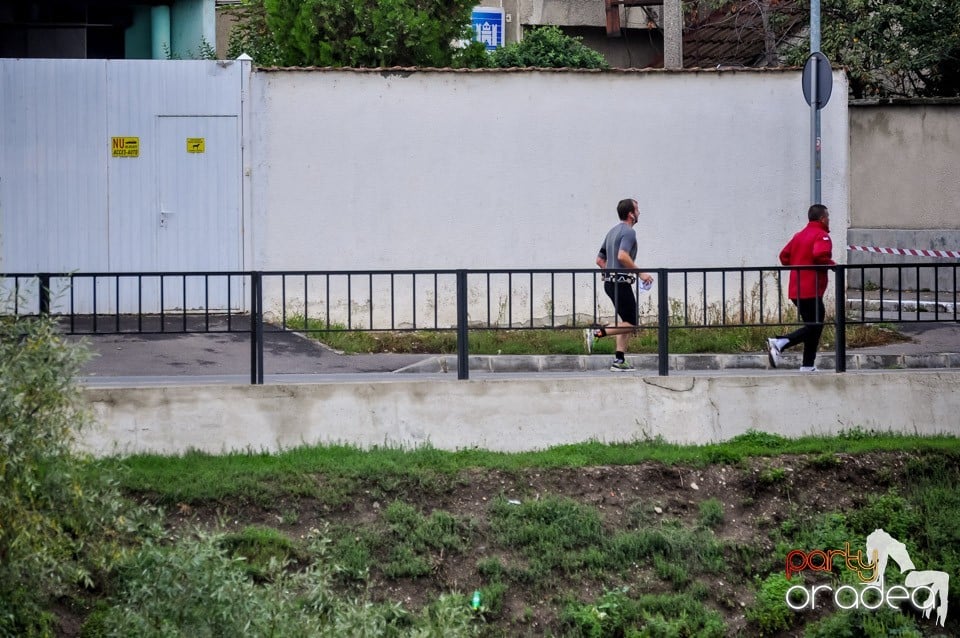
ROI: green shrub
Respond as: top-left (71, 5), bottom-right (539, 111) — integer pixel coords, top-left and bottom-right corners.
top-left (226, 0), bottom-right (481, 68)
top-left (747, 573), bottom-right (797, 634)
top-left (804, 609), bottom-right (922, 638)
top-left (728, 430), bottom-right (790, 449)
top-left (218, 525), bottom-right (303, 580)
top-left (561, 588), bottom-right (726, 637)
top-left (0, 314), bottom-right (155, 636)
top-left (490, 26), bottom-right (609, 69)
top-left (654, 554), bottom-right (690, 589)
top-left (846, 490), bottom-right (919, 540)
top-left (92, 528), bottom-right (478, 637)
top-left (698, 498), bottom-right (725, 529)
top-left (778, 512), bottom-right (852, 555)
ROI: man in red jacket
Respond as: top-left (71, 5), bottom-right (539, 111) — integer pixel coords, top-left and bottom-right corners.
top-left (767, 204), bottom-right (835, 372)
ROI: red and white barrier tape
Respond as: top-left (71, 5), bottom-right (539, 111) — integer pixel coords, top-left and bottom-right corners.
top-left (847, 245), bottom-right (960, 259)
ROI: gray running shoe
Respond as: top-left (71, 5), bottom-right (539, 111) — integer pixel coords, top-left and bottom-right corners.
top-left (610, 359), bottom-right (634, 371)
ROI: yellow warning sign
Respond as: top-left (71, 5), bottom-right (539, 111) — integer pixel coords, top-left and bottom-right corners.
top-left (187, 138), bottom-right (205, 153)
top-left (111, 136), bottom-right (139, 158)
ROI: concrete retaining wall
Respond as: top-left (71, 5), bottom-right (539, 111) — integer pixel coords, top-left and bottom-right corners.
top-left (80, 371), bottom-right (960, 456)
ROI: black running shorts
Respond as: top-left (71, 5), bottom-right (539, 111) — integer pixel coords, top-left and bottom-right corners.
top-left (604, 281), bottom-right (638, 325)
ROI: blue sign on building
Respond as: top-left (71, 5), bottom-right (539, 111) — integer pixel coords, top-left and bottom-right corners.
top-left (471, 7), bottom-right (505, 51)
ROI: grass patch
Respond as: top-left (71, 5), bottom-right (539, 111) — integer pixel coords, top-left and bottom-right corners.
top-left (381, 501), bottom-right (474, 578)
top-left (104, 431), bottom-right (960, 504)
top-left (284, 317), bottom-right (908, 355)
top-left (698, 498), bottom-right (725, 529)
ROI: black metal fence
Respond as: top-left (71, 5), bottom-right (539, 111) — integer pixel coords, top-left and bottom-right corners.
top-left (2, 263), bottom-right (957, 383)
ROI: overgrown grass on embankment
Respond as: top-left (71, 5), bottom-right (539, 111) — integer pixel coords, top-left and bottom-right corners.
top-left (86, 431), bottom-right (960, 637)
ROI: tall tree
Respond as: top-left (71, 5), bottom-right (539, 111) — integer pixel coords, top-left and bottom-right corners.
top-left (686, 0), bottom-right (960, 98)
top-left (226, 0), bottom-right (486, 68)
top-left (785, 0), bottom-right (960, 98)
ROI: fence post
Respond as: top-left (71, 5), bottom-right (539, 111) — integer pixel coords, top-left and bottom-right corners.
top-left (250, 271), bottom-right (264, 385)
top-left (38, 273), bottom-right (51, 315)
top-left (657, 268), bottom-right (669, 376)
top-left (834, 265), bottom-right (846, 373)
top-left (456, 269), bottom-right (469, 380)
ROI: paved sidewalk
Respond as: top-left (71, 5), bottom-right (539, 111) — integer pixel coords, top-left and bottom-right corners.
top-left (73, 330), bottom-right (431, 379)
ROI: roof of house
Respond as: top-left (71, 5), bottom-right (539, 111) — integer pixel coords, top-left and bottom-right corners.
top-left (679, 0), bottom-right (806, 69)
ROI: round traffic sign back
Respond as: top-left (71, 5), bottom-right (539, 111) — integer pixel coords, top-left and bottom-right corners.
top-left (802, 52), bottom-right (833, 109)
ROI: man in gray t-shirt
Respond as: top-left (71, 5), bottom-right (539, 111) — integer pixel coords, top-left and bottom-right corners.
top-left (585, 198), bottom-right (654, 371)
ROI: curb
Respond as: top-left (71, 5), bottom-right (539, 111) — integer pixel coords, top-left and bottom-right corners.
top-left (395, 352), bottom-right (960, 374)
top-left (847, 299), bottom-right (959, 314)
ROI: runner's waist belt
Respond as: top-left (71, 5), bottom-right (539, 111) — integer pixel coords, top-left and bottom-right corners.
top-left (603, 274), bottom-right (636, 284)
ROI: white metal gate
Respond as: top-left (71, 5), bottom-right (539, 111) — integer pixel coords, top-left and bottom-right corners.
top-left (0, 59), bottom-right (247, 314)
top-left (151, 115), bottom-right (241, 311)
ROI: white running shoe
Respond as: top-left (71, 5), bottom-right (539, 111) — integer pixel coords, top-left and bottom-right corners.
top-left (767, 338), bottom-right (783, 368)
top-left (799, 366), bottom-right (819, 372)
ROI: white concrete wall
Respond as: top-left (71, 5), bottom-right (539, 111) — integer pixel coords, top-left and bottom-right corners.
top-left (252, 68), bottom-right (848, 272)
top-left (80, 371), bottom-right (959, 456)
top-left (251, 68), bottom-right (848, 325)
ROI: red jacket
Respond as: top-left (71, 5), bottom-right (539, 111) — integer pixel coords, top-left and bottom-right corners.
top-left (779, 221), bottom-right (835, 299)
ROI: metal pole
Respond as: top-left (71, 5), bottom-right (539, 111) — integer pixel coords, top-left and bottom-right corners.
top-left (810, 0), bottom-right (820, 53)
top-left (810, 62), bottom-right (820, 205)
top-left (810, 0), bottom-right (822, 205)
top-left (834, 265), bottom-right (846, 373)
top-left (657, 269), bottom-right (669, 376)
top-left (814, 109), bottom-right (822, 204)
top-left (39, 273), bottom-right (51, 315)
top-left (456, 270), bottom-right (469, 380)
top-left (250, 272), bottom-right (264, 385)
top-left (255, 277), bottom-right (264, 384)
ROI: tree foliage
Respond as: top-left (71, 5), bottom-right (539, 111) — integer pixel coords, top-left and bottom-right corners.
top-left (489, 26), bottom-right (609, 69)
top-left (225, 0), bottom-right (486, 67)
top-left (689, 0), bottom-right (960, 98)
top-left (784, 0), bottom-right (960, 98)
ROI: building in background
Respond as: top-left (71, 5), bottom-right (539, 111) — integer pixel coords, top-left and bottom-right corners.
top-left (479, 0), bottom-right (663, 68)
top-left (0, 0), bottom-right (216, 60)
top-left (472, 0), bottom-right (804, 70)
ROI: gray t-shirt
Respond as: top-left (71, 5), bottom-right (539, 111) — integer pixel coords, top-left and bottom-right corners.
top-left (599, 223), bottom-right (637, 271)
